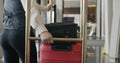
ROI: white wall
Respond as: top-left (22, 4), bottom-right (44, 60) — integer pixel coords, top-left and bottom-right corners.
top-left (109, 0), bottom-right (120, 62)
top-left (0, 0), bottom-right (4, 59)
top-left (0, 0), bottom-right (4, 31)
top-left (56, 0), bottom-right (63, 22)
top-left (101, 0), bottom-right (120, 62)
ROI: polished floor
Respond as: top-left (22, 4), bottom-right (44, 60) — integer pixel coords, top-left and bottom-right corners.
top-left (0, 47), bottom-right (119, 63)
top-left (0, 47), bottom-right (105, 63)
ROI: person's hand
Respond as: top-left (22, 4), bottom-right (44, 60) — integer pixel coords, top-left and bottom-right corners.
top-left (40, 31), bottom-right (54, 44)
top-left (47, 2), bottom-right (54, 10)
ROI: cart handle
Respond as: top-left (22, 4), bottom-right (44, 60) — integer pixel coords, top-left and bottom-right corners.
top-left (30, 37), bottom-right (82, 42)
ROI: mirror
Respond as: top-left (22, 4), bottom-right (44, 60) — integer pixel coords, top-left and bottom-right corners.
top-left (63, 0), bottom-right (96, 37)
top-left (46, 0), bottom-right (97, 37)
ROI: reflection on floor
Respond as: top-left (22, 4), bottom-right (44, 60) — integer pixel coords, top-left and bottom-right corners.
top-left (87, 46), bottom-right (96, 63)
top-left (0, 47), bottom-right (119, 63)
top-left (86, 46), bottom-right (120, 63)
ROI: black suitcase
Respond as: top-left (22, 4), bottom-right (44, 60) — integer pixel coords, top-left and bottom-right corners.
top-left (45, 23), bottom-right (78, 38)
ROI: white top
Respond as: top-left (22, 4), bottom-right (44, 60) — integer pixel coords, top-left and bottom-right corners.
top-left (0, 0), bottom-right (49, 36)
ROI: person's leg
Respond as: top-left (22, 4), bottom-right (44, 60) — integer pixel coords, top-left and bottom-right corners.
top-left (0, 30), bottom-right (19, 63)
top-left (8, 30), bottom-right (25, 63)
top-left (8, 29), bottom-right (37, 63)
top-left (30, 40), bottom-right (37, 63)
top-left (30, 28), bottom-right (37, 63)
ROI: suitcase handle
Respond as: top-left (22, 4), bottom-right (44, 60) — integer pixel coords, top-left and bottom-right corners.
top-left (51, 42), bottom-right (73, 51)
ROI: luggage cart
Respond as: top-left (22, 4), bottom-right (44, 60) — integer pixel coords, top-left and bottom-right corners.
top-left (25, 0), bottom-right (88, 63)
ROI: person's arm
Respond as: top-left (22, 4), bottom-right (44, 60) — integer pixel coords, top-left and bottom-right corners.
top-left (31, 6), bottom-right (48, 34)
top-left (37, 2), bottom-right (53, 11)
top-left (30, 0), bottom-right (53, 43)
top-left (21, 0), bottom-right (53, 43)
top-left (31, 0), bottom-right (53, 11)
